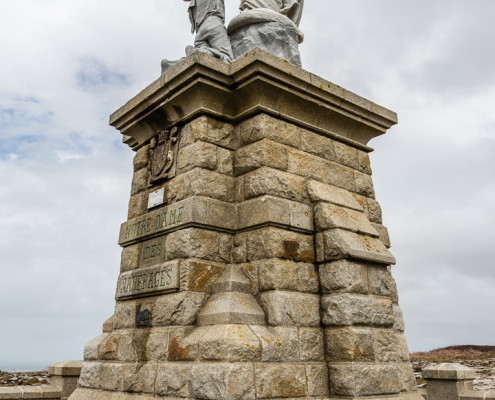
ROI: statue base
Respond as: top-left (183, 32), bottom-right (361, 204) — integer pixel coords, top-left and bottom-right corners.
top-left (69, 50), bottom-right (421, 400)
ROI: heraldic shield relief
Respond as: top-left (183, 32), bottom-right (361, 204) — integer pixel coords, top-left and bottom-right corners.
top-left (148, 126), bottom-right (180, 184)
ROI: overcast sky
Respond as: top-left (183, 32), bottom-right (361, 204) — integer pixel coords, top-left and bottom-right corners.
top-left (1, 0), bottom-right (494, 370)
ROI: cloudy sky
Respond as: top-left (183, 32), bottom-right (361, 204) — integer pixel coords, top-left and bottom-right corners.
top-left (1, 0), bottom-right (494, 370)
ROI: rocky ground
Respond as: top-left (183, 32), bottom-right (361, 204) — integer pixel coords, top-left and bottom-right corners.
top-left (0, 370), bottom-right (50, 386)
top-left (411, 345), bottom-right (495, 391)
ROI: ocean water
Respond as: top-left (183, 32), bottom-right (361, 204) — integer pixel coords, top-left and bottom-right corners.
top-left (1, 362), bottom-right (52, 372)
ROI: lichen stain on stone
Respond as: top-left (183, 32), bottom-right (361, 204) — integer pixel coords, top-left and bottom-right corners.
top-left (283, 240), bottom-right (300, 259)
top-left (266, 376), bottom-right (307, 397)
top-left (188, 263), bottom-right (223, 291)
top-left (168, 337), bottom-right (191, 360)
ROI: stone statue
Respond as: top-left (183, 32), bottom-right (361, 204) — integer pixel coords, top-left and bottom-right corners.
top-left (240, 0), bottom-right (304, 26)
top-left (227, 0), bottom-right (304, 66)
top-left (161, 0), bottom-right (233, 74)
top-left (185, 0), bottom-right (234, 62)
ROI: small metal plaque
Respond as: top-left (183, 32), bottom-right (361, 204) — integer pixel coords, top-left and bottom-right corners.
top-left (135, 305), bottom-right (152, 327)
top-left (116, 261), bottom-right (180, 300)
top-left (148, 188), bottom-right (165, 209)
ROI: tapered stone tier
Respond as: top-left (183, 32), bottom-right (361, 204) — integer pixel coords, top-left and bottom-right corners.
top-left (69, 49), bottom-right (422, 400)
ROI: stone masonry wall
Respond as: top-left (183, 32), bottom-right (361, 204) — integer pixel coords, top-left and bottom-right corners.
top-left (71, 113), bottom-right (420, 400)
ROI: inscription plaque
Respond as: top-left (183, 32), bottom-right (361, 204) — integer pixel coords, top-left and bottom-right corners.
top-left (119, 197), bottom-right (237, 246)
top-left (120, 203), bottom-right (185, 245)
top-left (140, 237), bottom-right (166, 267)
top-left (116, 261), bottom-right (179, 300)
top-left (148, 188), bottom-right (165, 209)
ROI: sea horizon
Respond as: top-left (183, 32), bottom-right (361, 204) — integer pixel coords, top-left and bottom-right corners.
top-left (1, 362), bottom-right (54, 372)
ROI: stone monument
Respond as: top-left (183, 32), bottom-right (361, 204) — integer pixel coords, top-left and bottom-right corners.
top-left (69, 7), bottom-right (421, 398)
top-left (69, 49), bottom-right (422, 399)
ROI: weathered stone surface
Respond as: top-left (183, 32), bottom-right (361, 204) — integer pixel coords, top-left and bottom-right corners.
top-left (131, 168), bottom-right (149, 196)
top-left (199, 324), bottom-right (261, 361)
top-left (78, 362), bottom-right (101, 389)
top-left (191, 363), bottom-right (256, 400)
top-left (257, 259), bottom-right (318, 293)
top-left (373, 329), bottom-right (399, 362)
top-left (102, 315), bottom-right (114, 333)
top-left (154, 291), bottom-right (208, 326)
top-left (155, 362), bottom-right (192, 397)
top-left (128, 191), bottom-right (148, 220)
top-left (396, 332), bottom-right (412, 362)
top-left (307, 179), bottom-right (363, 211)
top-left (233, 233), bottom-right (248, 264)
top-left (122, 362), bottom-right (157, 393)
top-left (397, 362), bottom-right (418, 392)
top-left (117, 329), bottom-right (148, 362)
top-left (97, 331), bottom-right (120, 360)
top-left (236, 113), bottom-right (301, 149)
top-left (288, 148), bottom-right (356, 192)
top-left (314, 202), bottom-right (379, 236)
top-left (329, 363), bottom-right (401, 397)
top-left (368, 198), bottom-right (383, 224)
top-left (84, 333), bottom-right (108, 361)
top-left (166, 168), bottom-right (236, 203)
top-left (245, 227), bottom-right (314, 262)
top-left (325, 327), bottom-right (374, 362)
top-left (373, 222), bottom-right (392, 248)
top-left (218, 147), bottom-right (234, 175)
top-left (244, 166), bottom-right (307, 203)
top-left (113, 300), bottom-right (135, 330)
top-left (177, 140), bottom-right (218, 174)
top-left (145, 327), bottom-right (169, 361)
top-left (300, 129), bottom-right (336, 161)
top-left (316, 229), bottom-right (396, 265)
top-left (368, 264), bottom-right (395, 297)
top-left (358, 149), bottom-right (372, 174)
top-left (321, 293), bottom-right (394, 327)
top-left (299, 327), bottom-right (324, 361)
top-left (255, 363), bottom-right (308, 398)
top-left (355, 171), bottom-right (376, 198)
top-left (197, 291), bottom-right (265, 326)
top-left (230, 21), bottom-right (302, 66)
top-left (210, 265), bottom-right (251, 294)
top-left (307, 363), bottom-right (330, 397)
top-left (393, 305), bottom-right (405, 332)
top-left (180, 259), bottom-right (226, 292)
top-left (165, 228), bottom-right (232, 263)
top-left (180, 116), bottom-right (236, 150)
top-left (166, 326), bottom-right (199, 362)
top-left (235, 139), bottom-right (288, 175)
top-left (99, 362), bottom-right (125, 391)
top-left (319, 260), bottom-right (369, 294)
top-left (237, 196), bottom-right (313, 232)
top-left (133, 144), bottom-right (150, 171)
top-left (250, 325), bottom-right (299, 362)
top-left (261, 290), bottom-right (320, 326)
top-left (334, 140), bottom-right (359, 170)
